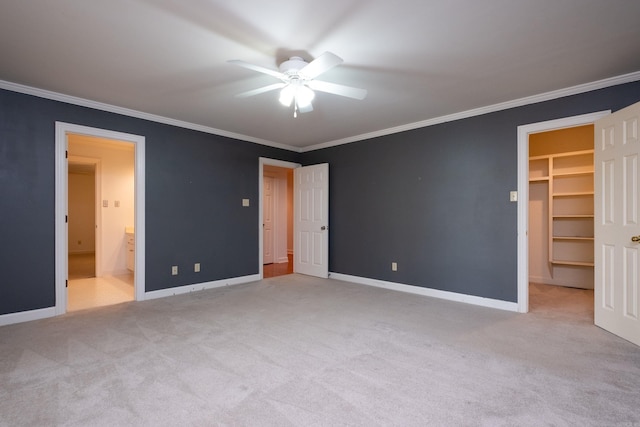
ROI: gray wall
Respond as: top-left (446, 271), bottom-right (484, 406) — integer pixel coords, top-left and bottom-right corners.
top-left (0, 89), bottom-right (298, 315)
top-left (301, 82), bottom-right (640, 302)
top-left (2, 81), bottom-right (640, 316)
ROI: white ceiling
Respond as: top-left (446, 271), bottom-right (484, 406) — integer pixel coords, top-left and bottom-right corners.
top-left (2, 0), bottom-right (640, 151)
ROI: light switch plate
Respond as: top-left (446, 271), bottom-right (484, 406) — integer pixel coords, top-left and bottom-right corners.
top-left (510, 191), bottom-right (518, 202)
top-left (242, 198), bottom-right (250, 207)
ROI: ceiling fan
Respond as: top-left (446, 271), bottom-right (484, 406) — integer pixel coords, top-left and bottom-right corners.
top-left (228, 52), bottom-right (367, 117)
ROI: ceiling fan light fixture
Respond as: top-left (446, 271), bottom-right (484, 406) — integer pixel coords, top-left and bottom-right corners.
top-left (279, 84), bottom-right (296, 107)
top-left (295, 85), bottom-right (315, 108)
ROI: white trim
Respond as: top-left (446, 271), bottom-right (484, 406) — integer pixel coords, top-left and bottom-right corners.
top-left (144, 274), bottom-right (260, 300)
top-left (516, 110), bottom-right (610, 313)
top-left (0, 307), bottom-right (56, 327)
top-left (3, 71), bottom-right (639, 154)
top-left (301, 71), bottom-right (640, 152)
top-left (56, 122), bottom-right (146, 316)
top-left (0, 80), bottom-right (299, 153)
top-left (258, 157), bottom-right (301, 278)
top-left (330, 273), bottom-right (519, 312)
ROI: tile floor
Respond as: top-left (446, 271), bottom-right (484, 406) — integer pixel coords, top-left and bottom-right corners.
top-left (68, 253), bottom-right (134, 312)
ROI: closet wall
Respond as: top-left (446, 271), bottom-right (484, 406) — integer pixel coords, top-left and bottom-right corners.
top-left (529, 125), bottom-right (594, 289)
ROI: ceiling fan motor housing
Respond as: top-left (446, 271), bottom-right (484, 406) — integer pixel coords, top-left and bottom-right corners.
top-left (279, 57), bottom-right (309, 77)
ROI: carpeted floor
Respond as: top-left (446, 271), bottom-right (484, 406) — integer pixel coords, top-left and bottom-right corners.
top-left (0, 275), bottom-right (638, 426)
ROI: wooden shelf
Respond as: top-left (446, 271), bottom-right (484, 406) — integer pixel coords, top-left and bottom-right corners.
top-left (531, 149), bottom-right (595, 277)
top-left (552, 236), bottom-right (594, 241)
top-left (529, 177), bottom-right (549, 182)
top-left (551, 260), bottom-right (595, 267)
top-left (552, 171), bottom-right (593, 178)
top-left (552, 191), bottom-right (594, 197)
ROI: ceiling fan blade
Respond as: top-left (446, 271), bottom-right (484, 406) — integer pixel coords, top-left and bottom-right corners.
top-left (227, 60), bottom-right (283, 80)
top-left (235, 83), bottom-right (286, 98)
top-left (308, 80), bottom-right (368, 100)
top-left (300, 52), bottom-right (343, 79)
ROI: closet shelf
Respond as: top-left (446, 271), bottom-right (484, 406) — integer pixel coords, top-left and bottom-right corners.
top-left (529, 177), bottom-right (549, 182)
top-left (552, 236), bottom-right (594, 241)
top-left (552, 214), bottom-right (594, 218)
top-left (551, 260), bottom-right (595, 267)
top-left (552, 191), bottom-right (594, 197)
top-left (552, 171), bottom-right (594, 177)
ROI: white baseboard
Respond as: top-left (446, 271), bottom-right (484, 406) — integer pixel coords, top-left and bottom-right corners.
top-left (330, 273), bottom-right (519, 312)
top-left (101, 268), bottom-right (131, 277)
top-left (144, 274), bottom-right (260, 300)
top-left (0, 307), bottom-right (56, 327)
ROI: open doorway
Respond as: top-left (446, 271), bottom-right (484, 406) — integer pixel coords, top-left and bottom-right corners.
top-left (67, 134), bottom-right (134, 311)
top-left (259, 158), bottom-right (301, 278)
top-left (517, 110), bottom-right (609, 313)
top-left (263, 165), bottom-right (294, 278)
top-left (528, 125), bottom-right (595, 319)
top-left (68, 158), bottom-right (97, 280)
top-left (55, 122), bottom-right (146, 316)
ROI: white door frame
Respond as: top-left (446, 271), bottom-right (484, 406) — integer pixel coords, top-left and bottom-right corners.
top-left (55, 122), bottom-right (146, 314)
top-left (516, 110), bottom-right (610, 313)
top-left (259, 157), bottom-right (301, 278)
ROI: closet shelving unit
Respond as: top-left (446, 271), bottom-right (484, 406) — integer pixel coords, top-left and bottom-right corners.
top-left (529, 149), bottom-right (594, 268)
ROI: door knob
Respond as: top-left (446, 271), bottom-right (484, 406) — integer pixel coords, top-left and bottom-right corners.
top-left (321, 226), bottom-right (328, 231)
top-left (632, 235), bottom-right (640, 243)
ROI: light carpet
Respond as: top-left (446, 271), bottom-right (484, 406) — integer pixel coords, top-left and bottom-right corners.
top-left (0, 275), bottom-right (638, 426)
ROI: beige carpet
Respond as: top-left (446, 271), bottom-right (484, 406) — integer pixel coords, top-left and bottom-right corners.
top-left (0, 276), bottom-right (638, 426)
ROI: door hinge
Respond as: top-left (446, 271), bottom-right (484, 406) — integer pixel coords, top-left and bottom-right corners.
top-left (65, 279), bottom-right (68, 288)
top-left (65, 215), bottom-right (68, 223)
top-left (65, 150), bottom-right (68, 159)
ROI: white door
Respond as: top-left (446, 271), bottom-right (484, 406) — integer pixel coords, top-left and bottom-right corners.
top-left (594, 101), bottom-right (640, 346)
top-left (263, 176), bottom-right (274, 264)
top-left (294, 163), bottom-right (329, 278)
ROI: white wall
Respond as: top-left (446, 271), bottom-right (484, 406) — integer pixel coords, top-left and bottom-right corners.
top-left (69, 135), bottom-right (134, 276)
top-left (68, 172), bottom-right (95, 253)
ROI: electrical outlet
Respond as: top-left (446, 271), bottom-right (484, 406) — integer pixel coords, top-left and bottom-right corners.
top-left (194, 263), bottom-right (200, 272)
top-left (242, 198), bottom-right (250, 207)
top-left (392, 262), bottom-right (398, 271)
top-left (171, 266), bottom-right (178, 275)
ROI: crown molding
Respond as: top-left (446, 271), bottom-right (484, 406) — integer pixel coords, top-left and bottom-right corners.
top-left (3, 70), bottom-right (640, 154)
top-left (0, 79), bottom-right (301, 153)
top-left (300, 70), bottom-right (640, 152)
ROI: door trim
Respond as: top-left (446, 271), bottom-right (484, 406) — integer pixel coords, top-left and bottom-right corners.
top-left (516, 111), bottom-right (610, 313)
top-left (259, 157), bottom-right (301, 278)
top-left (55, 122), bottom-right (146, 315)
